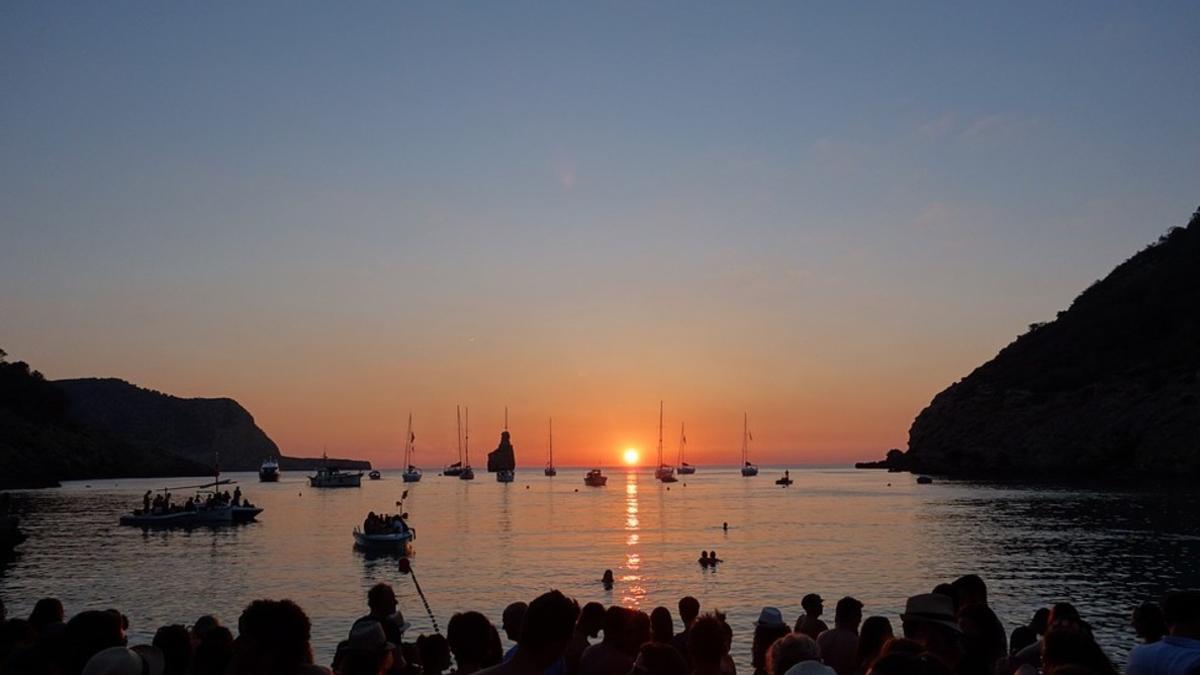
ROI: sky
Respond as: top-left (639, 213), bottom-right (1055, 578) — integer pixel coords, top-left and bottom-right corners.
top-left (2, 2), bottom-right (1198, 468)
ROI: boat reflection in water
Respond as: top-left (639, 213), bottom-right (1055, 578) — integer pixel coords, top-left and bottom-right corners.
top-left (621, 472), bottom-right (645, 608)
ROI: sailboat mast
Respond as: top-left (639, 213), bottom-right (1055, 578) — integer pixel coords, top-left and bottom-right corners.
top-left (549, 417), bottom-right (553, 466)
top-left (742, 412), bottom-right (748, 464)
top-left (678, 422), bottom-right (685, 465)
top-left (464, 407), bottom-right (470, 465)
top-left (504, 406), bottom-right (509, 431)
top-left (457, 405), bottom-right (463, 464)
top-left (405, 413), bottom-right (414, 468)
top-left (658, 401), bottom-right (664, 466)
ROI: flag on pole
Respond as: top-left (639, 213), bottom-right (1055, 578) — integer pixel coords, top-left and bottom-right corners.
top-left (748, 430), bottom-right (753, 441)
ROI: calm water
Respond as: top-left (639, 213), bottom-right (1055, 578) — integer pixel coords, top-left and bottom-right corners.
top-left (2, 467), bottom-right (1198, 669)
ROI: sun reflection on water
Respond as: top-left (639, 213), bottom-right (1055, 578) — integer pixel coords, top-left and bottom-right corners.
top-left (621, 472), bottom-right (645, 607)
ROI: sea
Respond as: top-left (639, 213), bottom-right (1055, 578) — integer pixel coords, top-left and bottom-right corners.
top-left (2, 466), bottom-right (1198, 669)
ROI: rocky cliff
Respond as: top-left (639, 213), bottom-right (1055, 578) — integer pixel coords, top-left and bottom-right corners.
top-left (487, 430), bottom-right (516, 472)
top-left (55, 378), bottom-right (281, 471)
top-left (903, 208), bottom-right (1200, 477)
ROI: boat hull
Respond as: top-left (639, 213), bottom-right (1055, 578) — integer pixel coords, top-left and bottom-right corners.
top-left (308, 474), bottom-right (363, 488)
top-left (741, 466), bottom-right (759, 476)
top-left (353, 529), bottom-right (414, 552)
top-left (443, 467), bottom-right (464, 476)
top-left (120, 507), bottom-right (234, 528)
top-left (677, 465), bottom-right (696, 475)
top-left (232, 506), bottom-right (263, 523)
top-left (402, 471), bottom-right (422, 483)
top-left (544, 467), bottom-right (557, 476)
top-left (258, 470), bottom-right (279, 482)
top-left (496, 470), bottom-right (514, 483)
top-left (368, 471), bottom-right (381, 480)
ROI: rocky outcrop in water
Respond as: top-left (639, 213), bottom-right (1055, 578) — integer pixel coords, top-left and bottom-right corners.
top-left (487, 430), bottom-right (516, 472)
top-left (897, 208), bottom-right (1200, 478)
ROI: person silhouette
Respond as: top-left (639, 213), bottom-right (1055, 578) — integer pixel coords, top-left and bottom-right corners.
top-left (698, 551), bottom-right (710, 566)
top-left (602, 569), bottom-right (614, 589)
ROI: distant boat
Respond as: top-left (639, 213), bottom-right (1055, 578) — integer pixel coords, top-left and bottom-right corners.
top-left (584, 468), bottom-right (608, 487)
top-left (544, 417), bottom-right (557, 476)
top-left (676, 422), bottom-right (695, 475)
top-left (740, 413), bottom-right (758, 476)
top-left (401, 413), bottom-right (422, 483)
top-left (775, 469), bottom-right (793, 486)
top-left (368, 470), bottom-right (381, 480)
top-left (496, 469), bottom-right (515, 483)
top-left (309, 454), bottom-right (364, 488)
top-left (459, 407), bottom-right (475, 481)
top-left (445, 406), bottom-right (465, 476)
top-left (258, 458), bottom-right (280, 482)
top-left (654, 401), bottom-right (677, 483)
top-left (917, 475), bottom-right (933, 485)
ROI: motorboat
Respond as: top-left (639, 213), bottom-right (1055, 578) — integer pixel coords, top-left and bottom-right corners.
top-left (584, 469), bottom-right (608, 487)
top-left (917, 475), bottom-right (933, 484)
top-left (775, 470), bottom-right (793, 486)
top-left (258, 458), bottom-right (280, 482)
top-left (353, 514), bottom-right (415, 552)
top-left (308, 457), bottom-right (364, 488)
top-left (369, 470), bottom-right (381, 480)
top-left (496, 469), bottom-right (514, 483)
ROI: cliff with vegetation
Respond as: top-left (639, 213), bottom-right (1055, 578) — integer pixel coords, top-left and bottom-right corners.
top-left (898, 208), bottom-right (1200, 478)
top-left (54, 378), bottom-right (281, 472)
top-left (0, 353), bottom-right (208, 488)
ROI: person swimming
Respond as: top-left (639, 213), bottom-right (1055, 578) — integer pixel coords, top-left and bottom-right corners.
top-left (708, 550), bottom-right (722, 564)
top-left (602, 569), bottom-right (614, 588)
top-left (699, 551), bottom-right (710, 566)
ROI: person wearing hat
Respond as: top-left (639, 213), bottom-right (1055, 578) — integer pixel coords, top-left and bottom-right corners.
top-left (338, 621), bottom-right (396, 675)
top-left (900, 593), bottom-right (963, 672)
top-left (752, 608), bottom-right (790, 675)
top-left (82, 646), bottom-right (166, 675)
top-left (354, 584), bottom-right (411, 651)
top-left (795, 595), bottom-right (829, 641)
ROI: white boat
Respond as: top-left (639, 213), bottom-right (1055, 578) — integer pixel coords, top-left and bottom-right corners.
top-left (401, 413), bottom-right (422, 482)
top-left (677, 423), bottom-right (696, 474)
top-left (368, 470), bottom-right (381, 480)
top-left (353, 519), bottom-right (415, 551)
top-left (654, 401), bottom-right (678, 483)
top-left (544, 417), bottom-right (557, 476)
top-left (740, 412), bottom-right (758, 476)
top-left (584, 468), bottom-right (608, 486)
top-left (309, 455), bottom-right (364, 488)
top-left (459, 407), bottom-right (475, 480)
top-left (258, 458), bottom-right (280, 482)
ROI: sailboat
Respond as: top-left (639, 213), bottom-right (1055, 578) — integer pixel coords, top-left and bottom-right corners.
top-left (459, 407), bottom-right (475, 480)
top-left (676, 422), bottom-right (696, 474)
top-left (740, 412), bottom-right (758, 476)
top-left (401, 414), bottom-right (422, 482)
top-left (654, 402), bottom-right (677, 483)
top-left (544, 417), bottom-right (557, 476)
top-left (444, 405), bottom-right (465, 476)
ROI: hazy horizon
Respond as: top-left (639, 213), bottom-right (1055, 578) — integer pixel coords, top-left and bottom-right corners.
top-left (3, 3), bottom-right (1198, 467)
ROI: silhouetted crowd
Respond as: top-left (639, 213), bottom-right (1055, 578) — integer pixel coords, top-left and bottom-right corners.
top-left (138, 487), bottom-right (251, 516)
top-left (1, 575), bottom-right (1197, 675)
top-left (362, 513), bottom-right (409, 536)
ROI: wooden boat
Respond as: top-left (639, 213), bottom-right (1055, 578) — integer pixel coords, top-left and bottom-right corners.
top-left (740, 413), bottom-right (758, 476)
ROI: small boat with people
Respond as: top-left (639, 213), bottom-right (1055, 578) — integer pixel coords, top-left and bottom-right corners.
top-left (368, 470), bottom-right (381, 480)
top-left (584, 468), bottom-right (608, 487)
top-left (775, 470), bottom-right (793, 486)
top-left (401, 414), bottom-right (422, 483)
top-left (654, 402), bottom-right (678, 483)
top-left (676, 422), bottom-right (696, 475)
top-left (121, 465), bottom-right (262, 528)
top-left (308, 455), bottom-right (364, 488)
top-left (258, 457), bottom-right (280, 482)
top-left (740, 412), bottom-right (759, 476)
top-left (353, 500), bottom-right (416, 552)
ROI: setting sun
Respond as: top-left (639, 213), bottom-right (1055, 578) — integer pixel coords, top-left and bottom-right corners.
top-left (623, 448), bottom-right (640, 465)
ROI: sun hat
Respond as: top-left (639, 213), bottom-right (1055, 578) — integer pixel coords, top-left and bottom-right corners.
top-left (348, 619), bottom-right (396, 652)
top-left (754, 607), bottom-right (788, 628)
top-left (900, 593), bottom-right (961, 633)
top-left (82, 646), bottom-right (166, 675)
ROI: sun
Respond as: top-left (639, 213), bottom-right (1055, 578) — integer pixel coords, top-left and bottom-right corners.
top-left (623, 448), bottom-right (640, 465)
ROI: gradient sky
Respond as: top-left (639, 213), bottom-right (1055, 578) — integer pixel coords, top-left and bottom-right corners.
top-left (2, 2), bottom-right (1198, 468)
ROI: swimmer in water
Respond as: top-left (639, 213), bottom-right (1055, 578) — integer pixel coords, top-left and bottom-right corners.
top-left (722, 522), bottom-right (728, 532)
top-left (602, 569), bottom-right (614, 588)
top-left (708, 550), bottom-right (722, 564)
top-left (698, 551), bottom-right (710, 566)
